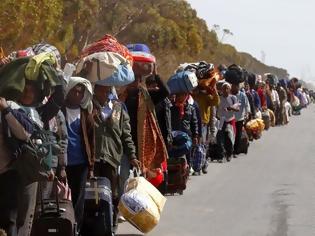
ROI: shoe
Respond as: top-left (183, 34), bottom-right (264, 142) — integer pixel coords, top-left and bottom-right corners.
top-left (118, 215), bottom-right (126, 223)
top-left (233, 154), bottom-right (238, 158)
top-left (226, 156), bottom-right (232, 162)
top-left (202, 166), bottom-right (208, 174)
top-left (189, 167), bottom-right (194, 175)
top-left (192, 171), bottom-right (201, 176)
top-left (218, 159), bottom-right (223, 163)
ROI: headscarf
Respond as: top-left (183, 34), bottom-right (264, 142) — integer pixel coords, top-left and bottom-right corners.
top-left (65, 77), bottom-right (93, 113)
top-left (222, 82), bottom-right (231, 90)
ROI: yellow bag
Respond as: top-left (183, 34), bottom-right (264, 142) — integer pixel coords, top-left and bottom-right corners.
top-left (118, 176), bottom-right (167, 233)
top-left (246, 119), bottom-right (265, 132)
top-left (256, 119), bottom-right (265, 131)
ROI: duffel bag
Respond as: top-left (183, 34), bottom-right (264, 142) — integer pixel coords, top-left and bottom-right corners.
top-left (76, 51), bottom-right (135, 86)
top-left (167, 71), bottom-right (198, 94)
top-left (168, 131), bottom-right (192, 158)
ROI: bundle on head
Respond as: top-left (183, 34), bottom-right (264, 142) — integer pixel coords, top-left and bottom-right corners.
top-left (224, 64), bottom-right (246, 85)
top-left (264, 73), bottom-right (278, 87)
top-left (80, 34), bottom-right (133, 63)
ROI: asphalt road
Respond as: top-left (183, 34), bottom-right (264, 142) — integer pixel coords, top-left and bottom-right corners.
top-left (117, 105), bottom-right (315, 236)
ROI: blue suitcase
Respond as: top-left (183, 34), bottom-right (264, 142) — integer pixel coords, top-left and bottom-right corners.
top-left (81, 177), bottom-right (113, 236)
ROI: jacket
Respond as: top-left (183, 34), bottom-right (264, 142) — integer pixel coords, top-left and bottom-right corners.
top-left (155, 97), bottom-right (173, 146)
top-left (170, 101), bottom-right (199, 137)
top-left (93, 100), bottom-right (136, 169)
top-left (193, 90), bottom-right (220, 124)
top-left (234, 91), bottom-right (250, 121)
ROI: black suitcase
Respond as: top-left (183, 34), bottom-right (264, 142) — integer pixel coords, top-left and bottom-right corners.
top-left (236, 129), bottom-right (249, 154)
top-left (208, 142), bottom-right (222, 161)
top-left (166, 156), bottom-right (189, 195)
top-left (31, 179), bottom-right (77, 236)
top-left (81, 177), bottom-right (113, 236)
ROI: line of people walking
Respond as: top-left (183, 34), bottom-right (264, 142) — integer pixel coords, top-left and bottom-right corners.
top-left (0, 35), bottom-right (312, 236)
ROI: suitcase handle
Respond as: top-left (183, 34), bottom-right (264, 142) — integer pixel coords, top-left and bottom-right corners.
top-left (39, 176), bottom-right (61, 216)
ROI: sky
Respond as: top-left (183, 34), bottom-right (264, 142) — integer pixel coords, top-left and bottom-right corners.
top-left (187, 0), bottom-right (315, 81)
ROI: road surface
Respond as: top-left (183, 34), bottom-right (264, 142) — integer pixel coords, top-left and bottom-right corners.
top-left (117, 105), bottom-right (315, 236)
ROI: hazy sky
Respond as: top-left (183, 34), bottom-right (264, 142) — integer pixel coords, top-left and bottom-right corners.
top-left (187, 0), bottom-right (315, 81)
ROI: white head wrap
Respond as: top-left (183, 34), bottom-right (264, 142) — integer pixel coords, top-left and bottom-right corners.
top-left (222, 82), bottom-right (231, 89)
top-left (65, 77), bottom-right (93, 113)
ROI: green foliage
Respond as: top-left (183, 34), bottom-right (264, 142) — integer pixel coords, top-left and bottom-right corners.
top-left (0, 0), bottom-right (288, 79)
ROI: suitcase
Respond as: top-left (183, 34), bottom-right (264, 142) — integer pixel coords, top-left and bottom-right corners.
top-left (261, 111), bottom-right (270, 130)
top-left (31, 179), bottom-right (77, 236)
top-left (208, 142), bottom-right (223, 162)
top-left (191, 144), bottom-right (206, 172)
top-left (236, 129), bottom-right (249, 154)
top-left (166, 156), bottom-right (189, 195)
top-left (167, 71), bottom-right (198, 94)
top-left (81, 177), bottom-right (113, 236)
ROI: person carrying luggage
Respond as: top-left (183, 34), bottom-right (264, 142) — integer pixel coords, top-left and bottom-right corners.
top-left (170, 92), bottom-right (199, 165)
top-left (277, 80), bottom-right (288, 125)
top-left (125, 51), bottom-right (168, 186)
top-left (0, 97), bottom-right (34, 236)
top-left (192, 72), bottom-right (220, 174)
top-left (231, 83), bottom-right (250, 157)
top-left (216, 82), bottom-right (239, 162)
top-left (63, 77), bottom-right (94, 231)
top-left (92, 83), bottom-right (140, 229)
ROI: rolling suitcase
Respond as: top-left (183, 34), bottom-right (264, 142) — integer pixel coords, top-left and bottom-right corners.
top-left (166, 156), bottom-right (189, 195)
top-left (208, 142), bottom-right (222, 162)
top-left (31, 178), bottom-right (77, 236)
top-left (81, 177), bottom-right (113, 236)
top-left (236, 129), bottom-right (249, 154)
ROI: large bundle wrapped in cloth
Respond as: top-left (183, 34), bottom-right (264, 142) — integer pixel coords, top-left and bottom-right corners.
top-left (80, 34), bottom-right (133, 63)
top-left (77, 35), bottom-right (135, 86)
top-left (224, 64), bottom-right (246, 85)
top-left (0, 52), bottom-right (61, 101)
top-left (118, 175), bottom-right (166, 233)
top-left (176, 61), bottom-right (220, 91)
top-left (245, 119), bottom-right (265, 139)
top-left (264, 73), bottom-right (279, 87)
top-left (76, 52), bottom-right (134, 86)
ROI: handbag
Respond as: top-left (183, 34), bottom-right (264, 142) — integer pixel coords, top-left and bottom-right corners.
top-left (13, 125), bottom-right (58, 185)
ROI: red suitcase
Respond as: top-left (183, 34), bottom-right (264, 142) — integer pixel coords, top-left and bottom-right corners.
top-left (166, 156), bottom-right (189, 195)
